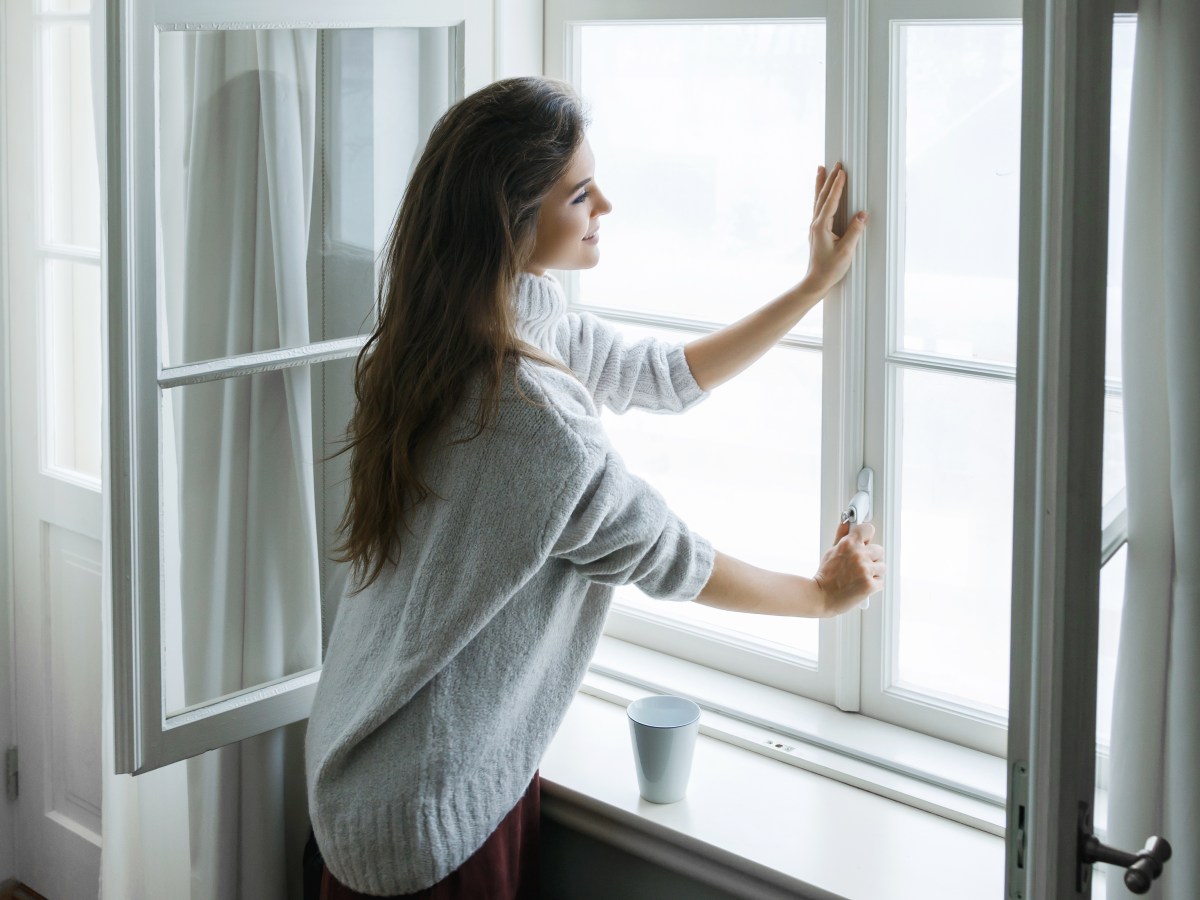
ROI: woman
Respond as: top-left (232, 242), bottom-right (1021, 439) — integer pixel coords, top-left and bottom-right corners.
top-left (304, 75), bottom-right (882, 899)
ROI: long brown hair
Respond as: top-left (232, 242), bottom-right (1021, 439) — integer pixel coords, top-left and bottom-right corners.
top-left (334, 76), bottom-right (588, 592)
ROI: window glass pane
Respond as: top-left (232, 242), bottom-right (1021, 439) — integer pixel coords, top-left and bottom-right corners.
top-left (160, 359), bottom-right (354, 715)
top-left (1102, 20), bottom-right (1136, 516)
top-left (603, 322), bottom-right (821, 660)
top-left (1102, 394), bottom-right (1125, 509)
top-left (43, 260), bottom-right (102, 482)
top-left (1096, 544), bottom-right (1126, 748)
top-left (155, 28), bottom-right (452, 367)
top-left (578, 22), bottom-right (826, 339)
top-left (42, 22), bottom-right (101, 250)
top-left (40, 0), bottom-right (90, 12)
top-left (1106, 20), bottom-right (1136, 383)
top-left (891, 368), bottom-right (1014, 713)
top-left (897, 23), bottom-right (1022, 366)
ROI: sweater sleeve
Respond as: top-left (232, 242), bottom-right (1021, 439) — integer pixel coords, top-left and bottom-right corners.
top-left (555, 310), bottom-right (711, 415)
top-left (547, 440), bottom-right (716, 602)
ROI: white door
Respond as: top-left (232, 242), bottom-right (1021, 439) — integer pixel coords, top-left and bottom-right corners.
top-left (3, 1), bottom-right (105, 897)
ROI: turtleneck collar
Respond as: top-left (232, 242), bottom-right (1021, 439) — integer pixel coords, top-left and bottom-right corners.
top-left (513, 271), bottom-right (567, 354)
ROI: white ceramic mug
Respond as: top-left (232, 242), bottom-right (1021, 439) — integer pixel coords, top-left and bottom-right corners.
top-left (626, 695), bottom-right (701, 803)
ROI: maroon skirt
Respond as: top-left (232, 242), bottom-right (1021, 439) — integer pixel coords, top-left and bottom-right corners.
top-left (310, 771), bottom-right (541, 900)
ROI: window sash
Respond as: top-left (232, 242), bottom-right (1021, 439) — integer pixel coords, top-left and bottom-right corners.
top-left (860, 0), bottom-right (1022, 756)
top-left (546, 0), bottom-right (847, 706)
top-left (551, 0), bottom-right (1027, 753)
top-left (109, 0), bottom-right (482, 775)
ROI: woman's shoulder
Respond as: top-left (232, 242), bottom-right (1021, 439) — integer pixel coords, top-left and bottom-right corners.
top-left (506, 355), bottom-right (610, 451)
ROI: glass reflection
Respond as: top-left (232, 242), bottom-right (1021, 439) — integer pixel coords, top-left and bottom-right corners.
top-left (160, 358), bottom-right (355, 715)
top-left (156, 27), bottom-right (453, 367)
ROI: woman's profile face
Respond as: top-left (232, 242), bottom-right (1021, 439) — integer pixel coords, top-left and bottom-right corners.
top-left (526, 138), bottom-right (612, 276)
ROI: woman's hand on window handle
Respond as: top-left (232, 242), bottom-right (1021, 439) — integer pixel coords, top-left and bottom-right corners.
top-left (800, 161), bottom-right (870, 302)
top-left (693, 522), bottom-right (884, 619)
top-left (813, 521), bottom-right (885, 617)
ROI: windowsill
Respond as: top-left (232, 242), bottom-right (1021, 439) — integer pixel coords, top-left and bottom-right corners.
top-left (541, 636), bottom-right (1112, 898)
top-left (540, 689), bottom-right (1006, 900)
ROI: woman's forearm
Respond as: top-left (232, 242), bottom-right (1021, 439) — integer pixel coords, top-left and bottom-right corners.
top-left (694, 550), bottom-right (829, 618)
top-left (683, 279), bottom-right (824, 392)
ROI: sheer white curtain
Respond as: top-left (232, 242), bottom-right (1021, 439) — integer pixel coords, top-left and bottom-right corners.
top-left (98, 18), bottom-right (321, 900)
top-left (1107, 0), bottom-right (1200, 896)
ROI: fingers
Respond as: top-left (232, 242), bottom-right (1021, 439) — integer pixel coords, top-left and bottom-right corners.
top-left (818, 166), bottom-right (846, 224)
top-left (850, 521), bottom-right (875, 544)
top-left (833, 519), bottom-right (850, 544)
top-left (814, 161), bottom-right (842, 219)
top-left (813, 165), bottom-right (826, 215)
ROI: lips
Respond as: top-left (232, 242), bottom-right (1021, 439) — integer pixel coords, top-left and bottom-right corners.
top-left (583, 229), bottom-right (599, 241)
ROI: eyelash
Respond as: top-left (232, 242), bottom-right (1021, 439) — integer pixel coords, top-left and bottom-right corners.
top-left (571, 190), bottom-right (590, 205)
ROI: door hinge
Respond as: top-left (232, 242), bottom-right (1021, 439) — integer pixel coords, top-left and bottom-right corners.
top-left (5, 746), bottom-right (16, 801)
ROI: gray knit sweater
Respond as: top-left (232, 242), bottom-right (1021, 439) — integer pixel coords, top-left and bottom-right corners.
top-left (305, 271), bottom-right (715, 895)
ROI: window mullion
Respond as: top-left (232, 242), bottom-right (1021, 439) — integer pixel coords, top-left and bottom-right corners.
top-left (820, 0), bottom-right (871, 713)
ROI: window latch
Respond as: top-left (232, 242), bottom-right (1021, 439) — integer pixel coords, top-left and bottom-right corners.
top-left (840, 466), bottom-right (873, 527)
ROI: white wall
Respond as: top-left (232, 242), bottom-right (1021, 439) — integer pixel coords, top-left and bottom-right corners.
top-left (0, 0), bottom-right (18, 879)
top-left (496, 0), bottom-right (543, 77)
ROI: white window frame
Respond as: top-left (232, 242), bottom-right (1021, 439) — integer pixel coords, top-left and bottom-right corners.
top-left (33, 4), bottom-right (105, 493)
top-left (546, 0), bottom-right (1134, 767)
top-left (545, 0), bottom-right (859, 713)
top-left (545, 0), bottom-right (1029, 757)
top-left (107, 0), bottom-right (492, 775)
top-left (860, 0), bottom-right (1021, 757)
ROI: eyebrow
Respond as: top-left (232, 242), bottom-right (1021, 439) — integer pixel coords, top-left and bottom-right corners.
top-left (570, 177), bottom-right (593, 193)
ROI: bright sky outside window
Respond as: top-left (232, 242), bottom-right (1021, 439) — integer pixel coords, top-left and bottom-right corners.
top-left (602, 322), bottom-right (823, 659)
top-left (578, 21), bottom-right (826, 338)
top-left (39, 15), bottom-right (102, 484)
top-left (887, 22), bottom-right (1021, 715)
top-left (578, 21), bottom-right (826, 661)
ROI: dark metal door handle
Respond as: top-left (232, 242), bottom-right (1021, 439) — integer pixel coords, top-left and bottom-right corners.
top-left (1081, 834), bottom-right (1172, 894)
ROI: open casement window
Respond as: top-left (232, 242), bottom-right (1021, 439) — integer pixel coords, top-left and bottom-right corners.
top-left (108, 0), bottom-right (493, 775)
top-left (546, 0), bottom-right (1135, 761)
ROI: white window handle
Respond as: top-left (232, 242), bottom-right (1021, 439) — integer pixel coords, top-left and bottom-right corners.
top-left (840, 467), bottom-right (875, 609)
top-left (841, 466), bottom-right (873, 527)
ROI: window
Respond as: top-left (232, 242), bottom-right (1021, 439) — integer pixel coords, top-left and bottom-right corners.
top-left (110, 0), bottom-right (1134, 778)
top-left (110, 0), bottom-right (489, 774)
top-left (547, 0), bottom-right (1134, 761)
top-left (38, 3), bottom-right (103, 486)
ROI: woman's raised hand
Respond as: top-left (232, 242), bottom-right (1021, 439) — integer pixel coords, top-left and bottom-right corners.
top-left (801, 162), bottom-right (868, 300)
top-left (813, 520), bottom-right (885, 616)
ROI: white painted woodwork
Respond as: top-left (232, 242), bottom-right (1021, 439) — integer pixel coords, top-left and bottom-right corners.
top-left (4, 0), bottom-right (106, 895)
top-left (1007, 0), bottom-right (1115, 896)
top-left (0, 0), bottom-right (16, 879)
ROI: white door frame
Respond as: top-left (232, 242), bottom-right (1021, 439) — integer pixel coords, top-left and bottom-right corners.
top-left (0, 0), bottom-right (18, 881)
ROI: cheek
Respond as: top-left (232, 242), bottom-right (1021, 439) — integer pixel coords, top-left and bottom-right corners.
top-left (546, 208), bottom-right (587, 248)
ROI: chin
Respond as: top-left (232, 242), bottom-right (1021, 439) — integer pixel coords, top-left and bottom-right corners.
top-left (556, 254), bottom-right (602, 272)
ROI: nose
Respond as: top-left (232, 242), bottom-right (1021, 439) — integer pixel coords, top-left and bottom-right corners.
top-left (594, 186), bottom-right (613, 216)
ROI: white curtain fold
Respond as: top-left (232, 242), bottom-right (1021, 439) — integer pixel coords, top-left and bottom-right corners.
top-left (1107, 0), bottom-right (1200, 896)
